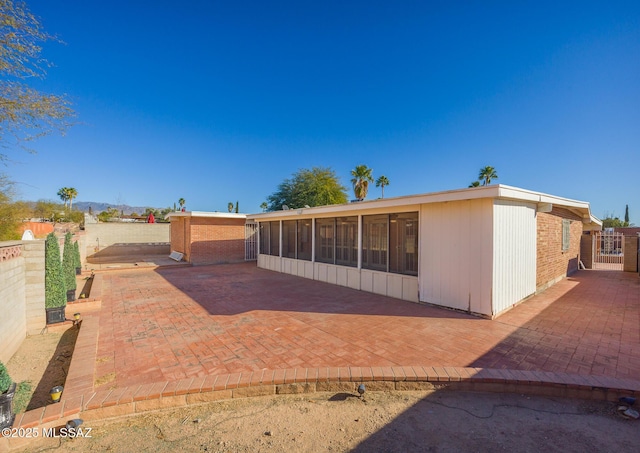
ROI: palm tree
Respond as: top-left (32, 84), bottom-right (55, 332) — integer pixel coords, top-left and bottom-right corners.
top-left (350, 165), bottom-right (374, 201)
top-left (57, 187), bottom-right (69, 209)
top-left (375, 176), bottom-right (390, 199)
top-left (178, 198), bottom-right (185, 211)
top-left (67, 187), bottom-right (78, 210)
top-left (227, 202), bottom-right (234, 213)
top-left (478, 166), bottom-right (498, 186)
top-left (260, 202), bottom-right (268, 212)
top-left (468, 181), bottom-right (480, 188)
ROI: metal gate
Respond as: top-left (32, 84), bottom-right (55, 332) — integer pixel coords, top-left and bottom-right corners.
top-left (592, 230), bottom-right (624, 270)
top-left (245, 221), bottom-right (258, 260)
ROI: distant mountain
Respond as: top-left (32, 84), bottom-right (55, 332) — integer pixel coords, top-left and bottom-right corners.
top-left (74, 201), bottom-right (163, 215)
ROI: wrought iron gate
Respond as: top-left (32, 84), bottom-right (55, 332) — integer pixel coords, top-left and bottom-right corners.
top-left (592, 230), bottom-right (624, 270)
top-left (245, 221), bottom-right (258, 260)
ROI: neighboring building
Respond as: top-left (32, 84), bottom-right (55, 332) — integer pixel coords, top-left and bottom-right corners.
top-left (167, 212), bottom-right (247, 265)
top-left (247, 185), bottom-right (601, 319)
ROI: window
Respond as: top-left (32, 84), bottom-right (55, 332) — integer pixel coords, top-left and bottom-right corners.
top-left (315, 218), bottom-right (334, 264)
top-left (389, 213), bottom-right (418, 275)
top-left (362, 215), bottom-right (388, 271)
top-left (259, 222), bottom-right (269, 255)
top-left (297, 220), bottom-right (312, 261)
top-left (282, 220), bottom-right (296, 258)
top-left (335, 217), bottom-right (357, 267)
top-left (269, 221), bottom-right (280, 256)
top-left (562, 219), bottom-right (570, 252)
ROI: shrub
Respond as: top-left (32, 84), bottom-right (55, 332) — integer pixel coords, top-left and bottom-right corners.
top-left (0, 362), bottom-right (11, 394)
top-left (73, 240), bottom-right (81, 270)
top-left (62, 232), bottom-right (76, 291)
top-left (45, 233), bottom-right (66, 308)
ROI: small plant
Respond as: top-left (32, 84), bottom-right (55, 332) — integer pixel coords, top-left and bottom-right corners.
top-left (0, 362), bottom-right (11, 394)
top-left (45, 233), bottom-right (66, 309)
top-left (62, 232), bottom-right (76, 292)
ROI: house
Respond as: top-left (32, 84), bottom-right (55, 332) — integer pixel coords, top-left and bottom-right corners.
top-left (246, 185), bottom-right (601, 318)
top-left (166, 212), bottom-right (247, 265)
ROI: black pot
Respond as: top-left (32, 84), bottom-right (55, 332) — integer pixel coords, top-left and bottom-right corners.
top-left (66, 289), bottom-right (76, 302)
top-left (0, 382), bottom-right (16, 429)
top-left (75, 267), bottom-right (81, 275)
top-left (46, 306), bottom-right (66, 324)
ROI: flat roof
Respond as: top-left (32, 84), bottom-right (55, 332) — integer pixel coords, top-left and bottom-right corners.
top-left (246, 184), bottom-right (601, 226)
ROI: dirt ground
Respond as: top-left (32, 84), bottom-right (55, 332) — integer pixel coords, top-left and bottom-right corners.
top-left (5, 326), bottom-right (639, 452)
top-left (19, 389), bottom-right (639, 453)
top-left (5, 327), bottom-right (78, 412)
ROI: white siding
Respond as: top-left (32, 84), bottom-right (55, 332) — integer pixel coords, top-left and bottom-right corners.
top-left (256, 256), bottom-right (418, 302)
top-left (419, 199), bottom-right (493, 315)
top-left (492, 200), bottom-right (537, 315)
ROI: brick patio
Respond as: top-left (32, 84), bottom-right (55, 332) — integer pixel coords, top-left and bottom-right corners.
top-left (91, 263), bottom-right (639, 390)
top-left (7, 263), bottom-right (640, 445)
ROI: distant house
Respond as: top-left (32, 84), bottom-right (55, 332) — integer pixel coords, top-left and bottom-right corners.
top-left (166, 212), bottom-right (247, 265)
top-left (247, 185), bottom-right (601, 319)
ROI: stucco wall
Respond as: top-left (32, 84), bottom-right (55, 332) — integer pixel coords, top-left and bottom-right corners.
top-left (536, 207), bottom-right (583, 291)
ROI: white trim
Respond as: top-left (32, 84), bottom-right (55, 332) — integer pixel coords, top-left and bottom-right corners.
top-left (166, 211), bottom-right (247, 220)
top-left (246, 184), bottom-right (599, 226)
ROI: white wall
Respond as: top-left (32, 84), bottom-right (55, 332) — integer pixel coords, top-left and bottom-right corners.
top-left (419, 199), bottom-right (494, 316)
top-left (257, 255), bottom-right (419, 302)
top-left (492, 200), bottom-right (537, 315)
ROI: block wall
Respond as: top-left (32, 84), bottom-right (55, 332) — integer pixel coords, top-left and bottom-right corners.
top-left (536, 207), bottom-right (583, 291)
top-left (0, 243), bottom-right (26, 363)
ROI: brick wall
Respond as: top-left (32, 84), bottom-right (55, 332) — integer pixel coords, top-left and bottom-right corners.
top-left (170, 217), bottom-right (189, 259)
top-left (189, 217), bottom-right (245, 265)
top-left (580, 233), bottom-right (593, 269)
top-left (536, 207), bottom-right (583, 291)
top-left (623, 236), bottom-right (638, 272)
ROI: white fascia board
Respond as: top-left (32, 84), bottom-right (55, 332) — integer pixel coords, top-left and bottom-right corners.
top-left (247, 184), bottom-right (598, 223)
top-left (165, 211), bottom-right (247, 220)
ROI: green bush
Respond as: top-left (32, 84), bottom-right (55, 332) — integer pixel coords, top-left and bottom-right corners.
top-left (73, 240), bottom-right (81, 270)
top-left (0, 361), bottom-right (11, 394)
top-left (45, 233), bottom-right (66, 308)
top-left (62, 232), bottom-right (76, 291)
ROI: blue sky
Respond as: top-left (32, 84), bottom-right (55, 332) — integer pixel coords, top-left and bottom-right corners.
top-left (6, 1), bottom-right (639, 222)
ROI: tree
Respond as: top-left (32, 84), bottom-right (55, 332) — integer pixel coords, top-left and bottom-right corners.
top-left (34, 199), bottom-right (60, 221)
top-left (260, 202), bottom-right (268, 212)
top-left (44, 232), bottom-right (66, 309)
top-left (227, 202), bottom-right (234, 213)
top-left (57, 187), bottom-right (69, 208)
top-left (478, 166), bottom-right (498, 186)
top-left (178, 198), bottom-right (185, 211)
top-left (468, 181), bottom-right (481, 188)
top-left (0, 173), bottom-right (30, 240)
top-left (235, 201), bottom-right (239, 213)
top-left (624, 204), bottom-right (629, 226)
top-left (66, 187), bottom-right (77, 210)
top-left (350, 164), bottom-right (374, 201)
top-left (62, 232), bottom-right (76, 297)
top-left (1, 0), bottom-right (74, 159)
top-left (375, 175), bottom-right (390, 199)
top-left (265, 167), bottom-right (348, 211)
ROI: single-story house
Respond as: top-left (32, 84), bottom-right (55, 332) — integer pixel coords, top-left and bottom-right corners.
top-left (246, 185), bottom-right (601, 318)
top-left (166, 212), bottom-right (247, 265)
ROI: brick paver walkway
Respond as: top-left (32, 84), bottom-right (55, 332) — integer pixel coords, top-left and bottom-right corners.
top-left (93, 263), bottom-right (640, 391)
